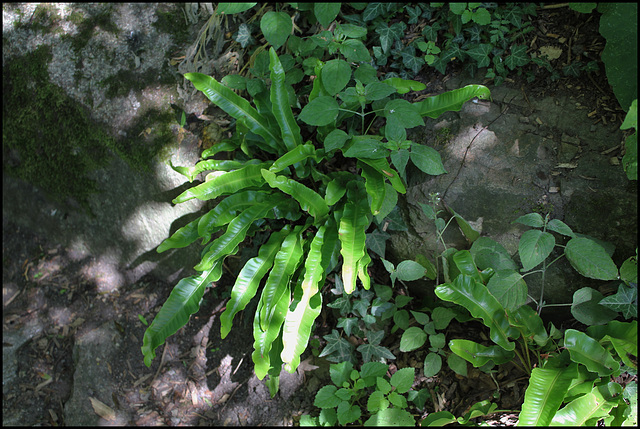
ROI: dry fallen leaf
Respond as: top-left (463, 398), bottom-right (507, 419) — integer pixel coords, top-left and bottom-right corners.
top-left (89, 397), bottom-right (116, 421)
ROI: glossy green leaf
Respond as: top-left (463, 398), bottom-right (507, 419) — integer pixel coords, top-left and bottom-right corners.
top-left (448, 206), bottom-right (480, 243)
top-left (564, 329), bottom-right (620, 376)
top-left (269, 48), bottom-right (301, 152)
top-left (518, 229), bottom-right (555, 271)
top-left (357, 249), bottom-right (372, 290)
top-left (550, 386), bottom-right (616, 426)
top-left (194, 199), bottom-right (285, 271)
top-left (157, 216), bottom-right (202, 253)
top-left (486, 269), bottom-right (527, 312)
top-left (420, 411), bottom-right (457, 426)
top-left (173, 164), bottom-right (267, 204)
top-left (339, 192), bottom-right (371, 294)
top-left (197, 190), bottom-right (270, 238)
top-left (435, 275), bottom-right (519, 350)
top-left (452, 250), bottom-right (482, 283)
top-left (509, 304), bottom-right (549, 347)
top-left (358, 158), bottom-right (406, 194)
top-left (171, 159), bottom-right (254, 183)
top-left (261, 169), bottom-right (329, 219)
top-left (184, 73), bottom-right (282, 151)
top-left (201, 140), bottom-right (238, 159)
top-left (517, 365), bottom-right (577, 426)
top-left (565, 237), bottom-right (619, 280)
top-left (220, 227), bottom-right (289, 339)
top-left (253, 228), bottom-right (304, 379)
top-left (571, 287), bottom-right (618, 326)
top-left (415, 85), bottom-right (491, 119)
top-left (359, 162), bottom-right (386, 215)
top-left (282, 225), bottom-right (326, 372)
top-left (449, 339), bottom-right (515, 367)
top-left (587, 320), bottom-right (637, 369)
top-left (142, 262), bottom-right (222, 367)
top-left (269, 143), bottom-right (316, 174)
top-left (299, 96), bottom-right (340, 126)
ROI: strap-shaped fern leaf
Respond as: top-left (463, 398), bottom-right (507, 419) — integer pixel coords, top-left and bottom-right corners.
top-left (197, 190), bottom-right (270, 238)
top-left (171, 158), bottom-right (259, 183)
top-left (261, 169), bottom-right (329, 220)
top-left (142, 261), bottom-right (223, 367)
top-left (416, 84), bottom-right (492, 119)
top-left (358, 157), bottom-right (406, 194)
top-left (157, 215), bottom-right (202, 253)
top-left (184, 72), bottom-right (283, 152)
top-left (253, 227), bottom-right (304, 379)
top-left (194, 197), bottom-right (287, 271)
top-left (269, 47), bottom-right (302, 152)
top-left (435, 274), bottom-right (520, 351)
top-left (339, 186), bottom-right (371, 294)
top-left (269, 143), bottom-right (316, 174)
top-left (518, 365), bottom-right (578, 426)
top-left (281, 224), bottom-right (327, 372)
top-left (173, 164), bottom-right (267, 203)
top-left (220, 226), bottom-right (290, 339)
top-left (359, 161), bottom-right (386, 215)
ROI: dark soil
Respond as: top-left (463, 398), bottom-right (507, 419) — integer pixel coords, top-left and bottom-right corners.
top-left (2, 4), bottom-right (631, 427)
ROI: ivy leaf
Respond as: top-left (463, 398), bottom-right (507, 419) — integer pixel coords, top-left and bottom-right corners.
top-left (407, 5), bottom-right (422, 24)
top-left (466, 44), bottom-right (492, 68)
top-left (504, 45), bottom-right (530, 70)
top-left (375, 22), bottom-right (406, 53)
top-left (402, 51), bottom-right (426, 74)
top-left (234, 23), bottom-right (255, 48)
top-left (337, 317), bottom-right (360, 337)
top-left (320, 330), bottom-right (355, 364)
top-left (422, 23), bottom-right (441, 42)
top-left (599, 283), bottom-right (638, 319)
top-left (366, 229), bottom-right (390, 258)
top-left (362, 2), bottom-right (388, 21)
top-left (357, 342), bottom-right (396, 363)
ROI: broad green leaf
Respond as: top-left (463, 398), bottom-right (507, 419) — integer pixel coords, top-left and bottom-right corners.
top-left (424, 352), bottom-right (442, 377)
top-left (339, 193), bottom-right (371, 294)
top-left (269, 143), bottom-right (316, 174)
top-left (550, 387), bottom-right (616, 426)
top-left (184, 73), bottom-right (282, 151)
top-left (194, 199), bottom-right (285, 271)
top-left (365, 81), bottom-right (397, 101)
top-left (546, 219), bottom-right (575, 237)
top-left (396, 260), bottom-right (427, 281)
top-left (321, 59), bottom-right (351, 95)
top-left (367, 390), bottom-right (389, 413)
top-left (420, 411), bottom-right (457, 426)
top-left (431, 307), bottom-right (456, 330)
top-left (359, 162), bottom-right (386, 215)
top-left (253, 228), bottom-right (304, 379)
top-left (565, 237), bottom-right (618, 280)
top-left (339, 39), bottom-right (371, 62)
top-left (385, 99), bottom-right (424, 129)
top-left (382, 77), bottom-right (427, 94)
top-left (486, 269), bottom-right (527, 312)
top-left (314, 385), bottom-right (341, 409)
top-left (217, 2), bottom-right (257, 14)
top-left (142, 263), bottom-right (222, 367)
top-left (299, 96), bottom-right (340, 126)
top-left (571, 287), bottom-right (618, 326)
top-left (509, 304), bottom-right (549, 346)
top-left (391, 367), bottom-right (414, 394)
top-left (435, 275), bottom-right (519, 350)
top-left (449, 339), bottom-right (515, 367)
top-left (282, 225), bottom-right (327, 372)
top-left (314, 2), bottom-right (341, 27)
top-left (517, 365), bottom-right (577, 426)
top-left (447, 353), bottom-right (468, 377)
top-left (400, 326), bottom-right (428, 352)
top-left (620, 254), bottom-right (638, 285)
top-left (337, 401), bottom-right (361, 425)
top-left (470, 237), bottom-right (518, 271)
top-left (410, 143), bottom-right (447, 175)
top-left (220, 227), bottom-right (289, 338)
top-left (512, 213), bottom-right (545, 228)
top-left (415, 85), bottom-right (491, 119)
top-left (324, 129), bottom-right (350, 152)
top-left (343, 137), bottom-right (388, 159)
top-left (157, 216), bottom-right (201, 253)
top-left (260, 11), bottom-right (292, 49)
top-left (261, 169), bottom-right (328, 219)
top-left (564, 329), bottom-right (620, 376)
top-left (518, 229), bottom-right (555, 271)
top-left (269, 48), bottom-right (302, 152)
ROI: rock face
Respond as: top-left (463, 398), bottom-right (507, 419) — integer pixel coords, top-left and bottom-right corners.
top-left (389, 74), bottom-right (637, 308)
